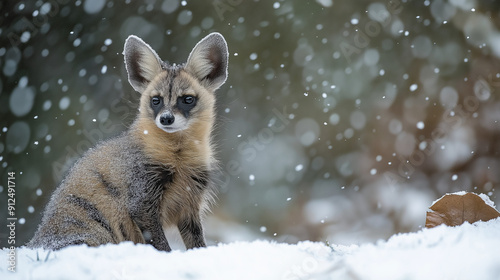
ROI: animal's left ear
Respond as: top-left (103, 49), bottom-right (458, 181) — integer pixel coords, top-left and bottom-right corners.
top-left (185, 32), bottom-right (229, 92)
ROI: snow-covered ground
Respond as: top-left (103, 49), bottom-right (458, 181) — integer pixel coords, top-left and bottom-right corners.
top-left (2, 218), bottom-right (500, 280)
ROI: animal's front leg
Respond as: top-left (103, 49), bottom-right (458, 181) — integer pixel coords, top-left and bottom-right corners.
top-left (138, 219), bottom-right (171, 252)
top-left (178, 216), bottom-right (206, 249)
top-left (128, 164), bottom-right (173, 252)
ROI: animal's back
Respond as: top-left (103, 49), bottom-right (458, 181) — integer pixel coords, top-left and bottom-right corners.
top-left (28, 133), bottom-right (147, 249)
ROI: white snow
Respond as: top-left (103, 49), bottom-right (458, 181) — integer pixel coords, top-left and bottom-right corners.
top-left (161, 0), bottom-right (180, 14)
top-left (430, 191), bottom-right (498, 208)
top-left (440, 86), bottom-right (459, 109)
top-left (6, 121), bottom-right (31, 154)
top-left (9, 86), bottom-right (35, 117)
top-left (2, 218), bottom-right (500, 279)
top-left (83, 0), bottom-right (106, 14)
top-left (479, 193), bottom-right (497, 208)
top-left (409, 83), bottom-right (418, 92)
top-left (58, 96), bottom-right (70, 110)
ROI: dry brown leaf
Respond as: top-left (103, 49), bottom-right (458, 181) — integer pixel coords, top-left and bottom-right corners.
top-left (425, 192), bottom-right (500, 228)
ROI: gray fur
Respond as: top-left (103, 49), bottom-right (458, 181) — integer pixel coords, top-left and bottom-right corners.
top-left (28, 130), bottom-right (216, 250)
top-left (28, 33), bottom-right (228, 251)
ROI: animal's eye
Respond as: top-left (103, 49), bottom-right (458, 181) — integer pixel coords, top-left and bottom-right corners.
top-left (183, 95), bottom-right (195, 104)
top-left (151, 96), bottom-right (162, 106)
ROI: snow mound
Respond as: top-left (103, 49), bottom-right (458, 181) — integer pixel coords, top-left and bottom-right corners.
top-left (2, 218), bottom-right (500, 280)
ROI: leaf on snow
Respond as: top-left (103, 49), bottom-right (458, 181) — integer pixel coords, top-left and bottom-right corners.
top-left (425, 192), bottom-right (500, 228)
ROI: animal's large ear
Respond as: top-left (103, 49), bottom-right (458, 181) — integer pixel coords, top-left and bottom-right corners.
top-left (185, 32), bottom-right (228, 92)
top-left (123, 35), bottom-right (163, 93)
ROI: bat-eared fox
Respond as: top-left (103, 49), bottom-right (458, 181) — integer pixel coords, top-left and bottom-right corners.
top-left (28, 32), bottom-right (228, 251)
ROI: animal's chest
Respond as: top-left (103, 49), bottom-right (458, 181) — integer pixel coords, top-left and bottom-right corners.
top-left (158, 169), bottom-right (210, 224)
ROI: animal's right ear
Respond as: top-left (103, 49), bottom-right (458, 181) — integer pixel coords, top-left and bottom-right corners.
top-left (123, 35), bottom-right (163, 93)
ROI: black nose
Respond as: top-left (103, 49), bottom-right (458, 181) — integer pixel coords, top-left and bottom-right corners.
top-left (160, 114), bottom-right (175, 126)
